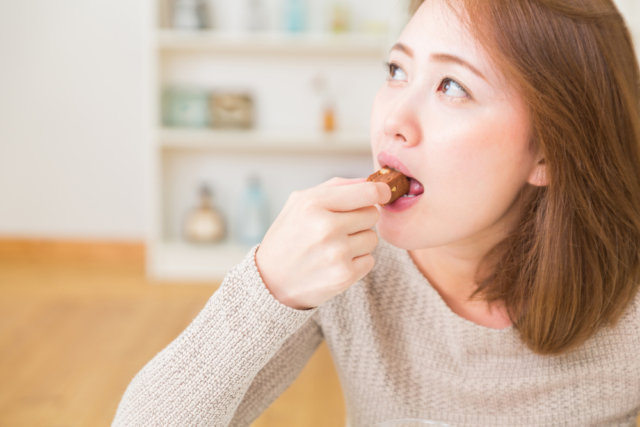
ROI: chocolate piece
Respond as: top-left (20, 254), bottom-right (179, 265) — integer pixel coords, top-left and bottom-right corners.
top-left (367, 167), bottom-right (410, 205)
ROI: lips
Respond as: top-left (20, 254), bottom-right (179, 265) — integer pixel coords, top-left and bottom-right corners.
top-left (377, 152), bottom-right (424, 197)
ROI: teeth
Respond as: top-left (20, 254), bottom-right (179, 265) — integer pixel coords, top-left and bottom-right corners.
top-left (401, 194), bottom-right (415, 198)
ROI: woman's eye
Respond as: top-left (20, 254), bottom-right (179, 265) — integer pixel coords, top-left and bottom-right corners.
top-left (385, 62), bottom-right (407, 81)
top-left (438, 78), bottom-right (468, 98)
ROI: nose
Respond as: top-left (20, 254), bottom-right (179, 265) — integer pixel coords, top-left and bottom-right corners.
top-left (382, 89), bottom-right (421, 148)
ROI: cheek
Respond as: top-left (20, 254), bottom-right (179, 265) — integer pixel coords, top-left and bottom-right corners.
top-left (431, 105), bottom-right (532, 192)
top-left (370, 87), bottom-right (392, 151)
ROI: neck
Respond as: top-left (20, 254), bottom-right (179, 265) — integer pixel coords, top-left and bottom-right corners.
top-left (409, 232), bottom-right (498, 302)
top-left (408, 203), bottom-right (522, 329)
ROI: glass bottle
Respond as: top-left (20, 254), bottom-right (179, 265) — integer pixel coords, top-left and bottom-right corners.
top-left (237, 175), bottom-right (270, 246)
top-left (184, 184), bottom-right (226, 243)
top-left (323, 96), bottom-right (336, 132)
top-left (310, 74), bottom-right (337, 133)
top-left (283, 0), bottom-right (306, 33)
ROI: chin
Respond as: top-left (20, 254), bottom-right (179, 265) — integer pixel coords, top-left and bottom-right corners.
top-left (376, 214), bottom-right (427, 251)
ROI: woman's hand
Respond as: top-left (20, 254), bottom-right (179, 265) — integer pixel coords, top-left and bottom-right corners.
top-left (255, 177), bottom-right (392, 310)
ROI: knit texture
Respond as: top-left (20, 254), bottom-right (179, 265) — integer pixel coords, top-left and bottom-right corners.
top-left (112, 238), bottom-right (640, 427)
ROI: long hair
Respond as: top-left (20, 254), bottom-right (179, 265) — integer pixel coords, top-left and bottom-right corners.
top-left (410, 0), bottom-right (640, 355)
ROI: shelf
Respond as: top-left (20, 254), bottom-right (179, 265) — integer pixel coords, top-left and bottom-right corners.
top-left (157, 30), bottom-right (389, 57)
top-left (159, 128), bottom-right (372, 154)
top-left (150, 241), bottom-right (252, 282)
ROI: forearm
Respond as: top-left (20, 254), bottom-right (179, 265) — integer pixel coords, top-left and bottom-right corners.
top-left (112, 245), bottom-right (318, 427)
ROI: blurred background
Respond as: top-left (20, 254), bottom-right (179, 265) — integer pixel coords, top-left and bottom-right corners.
top-left (0, 0), bottom-right (638, 426)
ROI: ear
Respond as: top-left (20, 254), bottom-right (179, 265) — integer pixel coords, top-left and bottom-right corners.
top-left (527, 155), bottom-right (548, 187)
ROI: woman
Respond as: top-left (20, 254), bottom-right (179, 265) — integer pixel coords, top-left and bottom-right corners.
top-left (113, 0), bottom-right (640, 425)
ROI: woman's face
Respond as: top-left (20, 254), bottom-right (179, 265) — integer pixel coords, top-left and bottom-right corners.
top-left (371, 0), bottom-right (543, 251)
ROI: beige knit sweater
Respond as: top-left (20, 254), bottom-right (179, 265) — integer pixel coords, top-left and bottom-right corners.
top-left (112, 238), bottom-right (640, 427)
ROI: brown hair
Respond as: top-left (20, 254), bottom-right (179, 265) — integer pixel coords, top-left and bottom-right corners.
top-left (409, 0), bottom-right (640, 355)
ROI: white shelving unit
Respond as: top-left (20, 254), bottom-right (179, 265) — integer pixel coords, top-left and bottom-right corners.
top-left (147, 3), bottom-right (400, 283)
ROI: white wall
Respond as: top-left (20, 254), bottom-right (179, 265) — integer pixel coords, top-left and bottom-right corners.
top-left (0, 0), bottom-right (149, 240)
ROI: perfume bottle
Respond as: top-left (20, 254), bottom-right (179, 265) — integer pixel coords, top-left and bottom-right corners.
top-left (237, 176), bottom-right (270, 246)
top-left (184, 184), bottom-right (226, 243)
top-left (283, 0), bottom-right (306, 33)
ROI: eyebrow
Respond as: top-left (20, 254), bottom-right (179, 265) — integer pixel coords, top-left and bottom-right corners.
top-left (390, 43), bottom-right (487, 81)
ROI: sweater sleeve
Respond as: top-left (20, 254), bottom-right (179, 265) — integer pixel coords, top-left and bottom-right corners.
top-left (111, 244), bottom-right (323, 427)
top-left (228, 312), bottom-right (323, 427)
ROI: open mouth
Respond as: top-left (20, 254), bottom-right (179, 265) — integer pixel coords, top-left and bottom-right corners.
top-left (382, 165), bottom-right (425, 198)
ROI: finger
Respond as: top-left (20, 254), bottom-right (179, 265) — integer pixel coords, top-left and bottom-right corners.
top-left (316, 181), bottom-right (392, 212)
top-left (350, 253), bottom-right (376, 283)
top-left (347, 229), bottom-right (379, 259)
top-left (316, 177), bottom-right (367, 189)
top-left (333, 206), bottom-right (380, 235)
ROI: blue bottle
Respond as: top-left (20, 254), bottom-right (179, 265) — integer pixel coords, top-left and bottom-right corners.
top-left (284, 0), bottom-right (306, 33)
top-left (237, 175), bottom-right (270, 246)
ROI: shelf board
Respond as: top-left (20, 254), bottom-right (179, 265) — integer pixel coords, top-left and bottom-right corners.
top-left (159, 128), bottom-right (372, 154)
top-left (157, 30), bottom-right (389, 57)
top-left (150, 241), bottom-right (252, 282)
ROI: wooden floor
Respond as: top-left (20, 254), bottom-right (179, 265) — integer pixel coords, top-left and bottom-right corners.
top-left (0, 239), bottom-right (345, 427)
